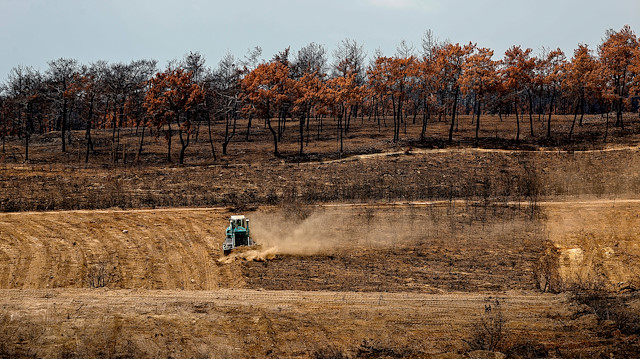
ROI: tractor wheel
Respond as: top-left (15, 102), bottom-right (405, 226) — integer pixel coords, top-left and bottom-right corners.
top-left (223, 249), bottom-right (231, 256)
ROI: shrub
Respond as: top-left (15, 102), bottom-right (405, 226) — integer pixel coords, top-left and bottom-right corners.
top-left (465, 298), bottom-right (508, 352)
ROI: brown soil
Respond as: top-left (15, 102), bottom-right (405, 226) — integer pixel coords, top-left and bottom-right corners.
top-left (1, 202), bottom-right (639, 357)
top-left (0, 288), bottom-right (581, 359)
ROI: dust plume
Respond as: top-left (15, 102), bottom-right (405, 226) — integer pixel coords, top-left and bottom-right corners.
top-left (220, 205), bottom-right (432, 261)
top-left (217, 246), bottom-right (278, 264)
top-left (250, 209), bottom-right (348, 255)
top-left (217, 209), bottom-right (349, 262)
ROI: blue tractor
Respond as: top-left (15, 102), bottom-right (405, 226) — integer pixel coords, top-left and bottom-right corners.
top-left (222, 215), bottom-right (253, 255)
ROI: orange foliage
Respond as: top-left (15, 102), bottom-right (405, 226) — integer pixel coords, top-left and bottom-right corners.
top-left (144, 68), bottom-right (204, 132)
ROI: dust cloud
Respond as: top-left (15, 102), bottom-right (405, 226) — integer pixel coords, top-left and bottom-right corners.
top-left (219, 205), bottom-right (447, 261)
top-left (219, 209), bottom-right (358, 262)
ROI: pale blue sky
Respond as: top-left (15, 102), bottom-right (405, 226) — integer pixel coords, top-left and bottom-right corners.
top-left (1, 0), bottom-right (639, 78)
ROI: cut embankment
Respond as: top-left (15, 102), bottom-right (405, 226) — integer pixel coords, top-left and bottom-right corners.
top-left (0, 208), bottom-right (243, 290)
top-left (540, 200), bottom-right (640, 292)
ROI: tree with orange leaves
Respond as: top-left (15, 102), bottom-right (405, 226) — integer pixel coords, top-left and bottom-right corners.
top-left (144, 68), bottom-right (204, 164)
top-left (433, 42), bottom-right (475, 143)
top-left (292, 71), bottom-right (325, 155)
top-left (368, 56), bottom-right (417, 142)
top-left (325, 73), bottom-right (364, 153)
top-left (241, 61), bottom-right (293, 157)
top-left (630, 44), bottom-right (640, 116)
top-left (460, 47), bottom-right (499, 145)
top-left (598, 25), bottom-right (638, 129)
top-left (368, 57), bottom-right (394, 139)
top-left (501, 45), bottom-right (535, 143)
top-left (535, 48), bottom-right (566, 139)
top-left (565, 45), bottom-right (599, 139)
top-left (414, 57), bottom-right (439, 141)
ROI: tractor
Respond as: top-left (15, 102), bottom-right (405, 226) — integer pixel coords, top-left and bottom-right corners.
top-left (222, 215), bottom-right (253, 255)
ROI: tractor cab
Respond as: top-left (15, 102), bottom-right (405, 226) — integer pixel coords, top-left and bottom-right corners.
top-left (222, 215), bottom-right (253, 255)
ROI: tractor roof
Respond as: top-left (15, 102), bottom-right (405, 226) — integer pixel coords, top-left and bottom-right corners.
top-left (230, 215), bottom-right (246, 220)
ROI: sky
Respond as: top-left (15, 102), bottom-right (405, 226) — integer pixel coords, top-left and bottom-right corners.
top-left (0, 0), bottom-right (639, 79)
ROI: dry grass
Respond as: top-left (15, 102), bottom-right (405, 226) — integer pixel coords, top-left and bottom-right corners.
top-left (0, 289), bottom-right (583, 359)
top-left (3, 142), bottom-right (640, 212)
top-left (1, 114), bottom-right (640, 212)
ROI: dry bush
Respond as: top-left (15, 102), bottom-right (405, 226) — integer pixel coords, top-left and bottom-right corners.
top-left (533, 245), bottom-right (611, 294)
top-left (501, 337), bottom-right (549, 359)
top-left (464, 298), bottom-right (508, 353)
top-left (0, 310), bottom-right (40, 359)
top-left (86, 258), bottom-right (120, 288)
top-left (355, 339), bottom-right (416, 358)
top-left (72, 316), bottom-right (144, 359)
top-left (532, 246), bottom-right (563, 293)
top-left (571, 290), bottom-right (640, 337)
top-left (312, 346), bottom-right (348, 359)
top-left (281, 200), bottom-right (314, 223)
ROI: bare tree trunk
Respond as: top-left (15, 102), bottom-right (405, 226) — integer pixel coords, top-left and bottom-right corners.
top-left (514, 103), bottom-right (520, 143)
top-left (222, 113), bottom-right (237, 155)
top-left (616, 97), bottom-right (624, 129)
top-left (24, 132), bottom-right (29, 162)
top-left (178, 128), bottom-right (189, 164)
top-left (137, 126), bottom-right (145, 161)
top-left (547, 90), bottom-right (555, 139)
top-left (267, 117), bottom-right (278, 157)
top-left (448, 87), bottom-right (459, 143)
top-left (475, 97), bottom-right (481, 147)
top-left (207, 112), bottom-right (217, 161)
top-left (569, 99), bottom-right (580, 140)
top-left (166, 121), bottom-right (172, 162)
top-left (420, 98), bottom-right (429, 142)
top-left (61, 96), bottom-right (68, 153)
top-left (391, 95), bottom-right (398, 142)
top-left (604, 111), bottom-right (609, 142)
top-left (306, 108), bottom-right (311, 146)
top-left (578, 93), bottom-right (585, 126)
top-left (245, 114), bottom-right (253, 141)
top-left (528, 92), bottom-right (534, 137)
top-left (299, 113), bottom-right (305, 155)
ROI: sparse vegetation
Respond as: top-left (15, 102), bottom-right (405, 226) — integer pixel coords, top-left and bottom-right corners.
top-left (572, 290), bottom-right (640, 337)
top-left (86, 258), bottom-right (120, 288)
top-left (0, 26), bottom-right (639, 357)
top-left (464, 298), bottom-right (508, 353)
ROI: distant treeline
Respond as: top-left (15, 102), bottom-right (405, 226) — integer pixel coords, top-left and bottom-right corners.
top-left (1, 26), bottom-right (639, 163)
